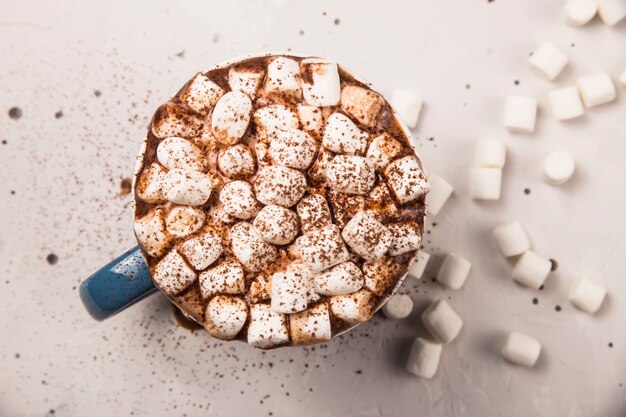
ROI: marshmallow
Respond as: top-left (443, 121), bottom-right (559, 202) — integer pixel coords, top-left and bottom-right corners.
top-left (381, 294), bottom-right (413, 319)
top-left (385, 156), bottom-right (430, 204)
top-left (270, 270), bottom-right (309, 314)
top-left (340, 85), bottom-right (385, 127)
top-left (228, 63), bottom-right (265, 99)
top-left (501, 331), bottom-right (541, 368)
top-left (269, 129), bottom-right (317, 169)
top-left (204, 295), bottom-right (247, 341)
top-left (426, 173), bottom-right (453, 216)
top-left (322, 112), bottom-right (369, 155)
top-left (254, 166), bottom-right (307, 207)
top-left (297, 194), bottom-right (332, 234)
top-left (326, 155), bottom-right (375, 195)
top-left (528, 42), bottom-right (569, 81)
top-left (408, 250), bottom-right (431, 280)
top-left (230, 222), bottom-right (278, 272)
top-left (437, 253), bottom-right (471, 290)
top-left (289, 303), bottom-right (332, 345)
top-left (151, 103), bottom-right (204, 139)
top-left (136, 163), bottom-right (167, 204)
top-left (253, 104), bottom-right (300, 134)
top-left (597, 0), bottom-right (626, 25)
top-left (218, 144), bottom-right (255, 178)
top-left (577, 72), bottom-right (616, 108)
top-left (503, 96), bottom-right (537, 133)
top-left (134, 208), bottom-right (171, 258)
top-left (512, 250), bottom-right (552, 289)
top-left (314, 261), bottom-right (364, 296)
top-left (301, 59), bottom-right (341, 107)
top-left (341, 212), bottom-right (393, 261)
top-left (549, 86), bottom-right (584, 121)
top-left (421, 300), bottom-right (463, 344)
top-left (390, 90), bottom-right (423, 129)
top-left (152, 249), bottom-right (197, 296)
top-left (406, 337), bottom-right (442, 379)
top-left (543, 151), bottom-right (575, 185)
top-left (199, 259), bottom-right (245, 298)
top-left (163, 169), bottom-right (213, 206)
top-left (493, 222), bottom-right (530, 257)
top-left (288, 261), bottom-right (321, 304)
top-left (620, 71), bottom-right (626, 88)
top-left (475, 139), bottom-right (506, 168)
top-left (179, 232), bottom-right (223, 270)
top-left (469, 167), bottom-right (501, 200)
top-left (157, 137), bottom-right (207, 172)
top-left (180, 73), bottom-right (224, 114)
top-left (253, 205), bottom-right (299, 245)
top-left (366, 134), bottom-right (404, 171)
top-left (296, 225), bottom-right (350, 272)
top-left (264, 56), bottom-right (302, 98)
top-left (388, 221), bottom-right (422, 256)
top-left (362, 258), bottom-right (403, 296)
top-left (564, 0), bottom-right (598, 26)
top-left (211, 91), bottom-right (253, 145)
top-left (247, 303), bottom-right (290, 348)
top-left (569, 278), bottom-right (607, 314)
top-left (250, 274), bottom-right (271, 303)
top-left (165, 206), bottom-right (206, 238)
top-left (329, 289), bottom-right (374, 324)
top-left (219, 181), bottom-right (259, 220)
top-left (297, 104), bottom-right (324, 138)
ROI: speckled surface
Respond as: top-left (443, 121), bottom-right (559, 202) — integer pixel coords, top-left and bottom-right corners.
top-left (1, 1), bottom-right (626, 416)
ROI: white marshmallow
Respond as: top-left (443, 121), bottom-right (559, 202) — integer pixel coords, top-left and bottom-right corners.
top-left (230, 222), bottom-right (278, 272)
top-left (157, 137), bottom-right (207, 172)
top-left (297, 104), bottom-right (324, 137)
top-left (381, 294), bottom-right (413, 319)
top-left (264, 56), bottom-right (302, 97)
top-left (388, 221), bottom-right (422, 256)
top-left (362, 258), bottom-right (403, 296)
top-left (475, 139), bottom-right (506, 168)
top-left (501, 331), bottom-right (542, 368)
top-left (366, 134), bottom-right (404, 171)
top-left (163, 169), bottom-right (213, 206)
top-left (549, 86), bottom-right (584, 121)
top-left (314, 261), bottom-right (364, 296)
top-left (564, 0), bottom-right (598, 26)
top-left (180, 73), bottom-right (224, 114)
top-left (219, 181), bottom-right (259, 219)
top-left (287, 261), bottom-right (321, 304)
top-left (152, 249), bottom-right (197, 295)
top-left (134, 208), bottom-right (171, 258)
top-left (254, 165), bottom-right (307, 207)
top-left (390, 90), bottom-right (423, 129)
top-left (406, 337), bottom-right (442, 379)
top-left (228, 63), bottom-right (265, 99)
top-left (385, 156), bottom-right (430, 204)
top-left (469, 167), bottom-right (501, 200)
top-left (341, 212), bottom-right (393, 261)
top-left (270, 270), bottom-right (309, 314)
top-left (204, 295), bottom-right (248, 340)
top-left (289, 303), bottom-right (332, 345)
top-left (165, 206), bottom-right (205, 238)
top-left (493, 222), bottom-right (530, 257)
top-left (503, 96), bottom-right (538, 133)
top-left (253, 105), bottom-right (299, 134)
top-left (577, 72), bottom-right (616, 108)
top-left (269, 129), bottom-right (317, 169)
top-left (620, 71), bottom-right (626, 88)
top-left (218, 145), bottom-right (255, 178)
top-left (408, 251), bottom-right (431, 280)
top-left (297, 194), bottom-right (332, 234)
top-left (296, 225), bottom-right (350, 272)
top-left (136, 163), bottom-right (167, 204)
top-left (543, 151), bottom-right (575, 186)
top-left (437, 253), bottom-right (471, 290)
top-left (528, 42), bottom-right (569, 81)
top-left (340, 85), bottom-right (385, 127)
top-left (512, 250), bottom-right (552, 289)
top-left (322, 112), bottom-right (369, 155)
top-left (597, 0), bottom-right (626, 25)
top-left (326, 155), bottom-right (375, 195)
top-left (211, 91), bottom-right (253, 145)
top-left (426, 173), bottom-right (453, 216)
top-left (329, 289), bottom-right (374, 324)
top-left (247, 303), bottom-right (289, 349)
top-left (253, 205), bottom-right (299, 245)
top-left (301, 59), bottom-right (341, 107)
top-left (199, 259), bottom-right (245, 298)
top-left (151, 103), bottom-right (204, 139)
top-left (179, 232), bottom-right (223, 270)
top-left (421, 299), bottom-right (463, 344)
top-left (569, 278), bottom-right (607, 314)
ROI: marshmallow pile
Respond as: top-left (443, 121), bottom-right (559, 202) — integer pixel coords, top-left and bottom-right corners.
top-left (134, 55), bottom-right (429, 348)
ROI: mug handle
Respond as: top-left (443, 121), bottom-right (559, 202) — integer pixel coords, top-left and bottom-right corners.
top-left (79, 246), bottom-right (158, 321)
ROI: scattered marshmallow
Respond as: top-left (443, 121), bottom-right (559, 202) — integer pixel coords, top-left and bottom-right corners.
top-left (165, 206), bottom-right (206, 238)
top-left (503, 96), bottom-right (538, 133)
top-left (366, 134), bottom-right (404, 171)
top-left (134, 208), bottom-right (170, 258)
top-left (564, 0), bottom-right (598, 26)
top-left (296, 225), bottom-right (350, 272)
top-left (549, 86), bottom-right (585, 121)
top-left (501, 331), bottom-right (542, 368)
top-left (408, 251), bottom-right (431, 280)
top-left (136, 163), bottom-right (167, 204)
top-left (426, 173), bottom-right (453, 216)
top-left (151, 103), bottom-right (203, 139)
top-left (569, 278), bottom-right (607, 314)
top-left (264, 56), bottom-right (302, 98)
top-left (297, 194), bottom-right (333, 234)
top-left (297, 104), bottom-right (324, 137)
top-left (385, 156), bottom-right (430, 204)
top-left (475, 139), bottom-right (506, 168)
top-left (390, 90), bottom-right (423, 129)
top-left (253, 205), bottom-right (299, 245)
top-left (254, 165), bottom-right (307, 207)
top-left (199, 259), bottom-right (245, 298)
top-left (269, 129), bottom-right (317, 169)
top-left (322, 112), bottom-right (369, 155)
top-left (157, 137), bottom-right (207, 172)
top-left (204, 295), bottom-right (248, 340)
top-left (270, 270), bottom-right (309, 314)
top-left (340, 85), bottom-right (385, 127)
top-left (543, 151), bottom-right (575, 185)
top-left (512, 250), bottom-right (552, 289)
top-left (219, 180), bottom-right (259, 219)
top-left (326, 155), bottom-right (375, 195)
top-left (437, 253), bottom-right (471, 290)
top-left (211, 91), bottom-right (253, 145)
top-left (180, 73), bottom-right (224, 114)
top-left (341, 212), bottom-right (393, 261)
top-left (228, 63), bottom-right (265, 99)
top-left (314, 261), bottom-right (364, 296)
top-left (247, 303), bottom-right (289, 348)
top-left (597, 0), bottom-right (626, 25)
top-left (289, 303), bottom-right (332, 345)
top-left (406, 337), bottom-right (442, 379)
top-left (230, 222), bottom-right (278, 272)
top-left (218, 145), bottom-right (255, 178)
top-left (179, 232), bottom-right (223, 270)
top-left (381, 294), bottom-right (413, 319)
top-left (362, 258), bottom-right (403, 296)
top-left (152, 249), bottom-right (197, 296)
top-left (421, 300), bottom-right (463, 344)
top-left (301, 58), bottom-right (341, 106)
top-left (469, 167), bottom-right (501, 200)
top-left (329, 289), bottom-right (374, 324)
top-left (253, 104), bottom-right (300, 134)
top-left (529, 42), bottom-right (569, 81)
top-left (493, 222), bottom-right (530, 257)
top-left (577, 72), bottom-right (616, 108)
top-left (387, 221), bottom-right (422, 256)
